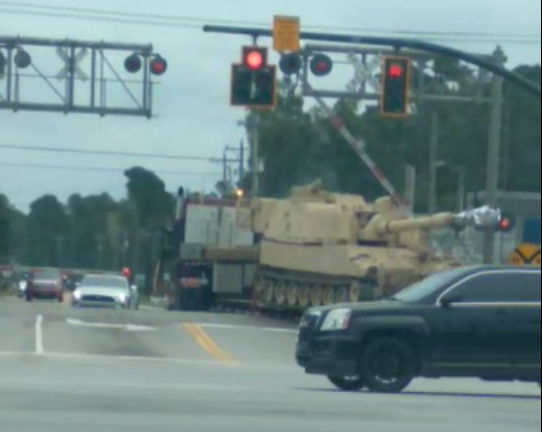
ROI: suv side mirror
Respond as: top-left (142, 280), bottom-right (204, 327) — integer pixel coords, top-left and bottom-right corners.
top-left (440, 293), bottom-right (463, 308)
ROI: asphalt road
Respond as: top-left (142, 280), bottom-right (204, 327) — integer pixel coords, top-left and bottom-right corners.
top-left (0, 298), bottom-right (540, 431)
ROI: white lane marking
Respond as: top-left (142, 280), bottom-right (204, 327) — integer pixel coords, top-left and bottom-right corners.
top-left (35, 315), bottom-right (44, 355)
top-left (65, 318), bottom-right (156, 331)
top-left (196, 322), bottom-right (297, 334)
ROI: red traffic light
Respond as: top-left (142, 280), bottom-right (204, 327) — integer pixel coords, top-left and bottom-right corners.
top-left (387, 64), bottom-right (404, 78)
top-left (310, 54), bottom-right (333, 77)
top-left (150, 56), bottom-right (167, 75)
top-left (242, 46), bottom-right (267, 70)
top-left (498, 212), bottom-right (516, 232)
top-left (246, 51), bottom-right (263, 69)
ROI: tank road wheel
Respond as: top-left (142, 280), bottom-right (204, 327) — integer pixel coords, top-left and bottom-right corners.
top-left (323, 286), bottom-right (335, 305)
top-left (263, 281), bottom-right (275, 304)
top-left (254, 276), bottom-right (266, 300)
top-left (310, 285), bottom-right (323, 307)
top-left (335, 287), bottom-right (349, 304)
top-left (299, 285), bottom-right (311, 308)
top-left (275, 282), bottom-right (287, 305)
top-left (286, 283), bottom-right (298, 307)
top-left (327, 376), bottom-right (366, 392)
top-left (349, 282), bottom-right (360, 303)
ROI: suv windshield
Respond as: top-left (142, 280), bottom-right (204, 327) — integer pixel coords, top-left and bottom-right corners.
top-left (81, 276), bottom-right (128, 289)
top-left (392, 267), bottom-right (468, 303)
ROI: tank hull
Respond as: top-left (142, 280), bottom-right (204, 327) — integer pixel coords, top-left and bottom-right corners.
top-left (253, 240), bottom-right (441, 311)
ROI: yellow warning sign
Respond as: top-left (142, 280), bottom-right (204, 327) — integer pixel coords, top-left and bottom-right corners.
top-left (507, 243), bottom-right (541, 266)
top-left (272, 15), bottom-right (300, 52)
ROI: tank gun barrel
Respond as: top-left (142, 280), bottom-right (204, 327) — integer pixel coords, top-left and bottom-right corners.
top-left (376, 205), bottom-right (501, 235)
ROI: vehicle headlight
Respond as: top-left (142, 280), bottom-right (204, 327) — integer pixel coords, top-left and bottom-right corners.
top-left (117, 293), bottom-right (128, 303)
top-left (73, 290), bottom-right (81, 299)
top-left (320, 308), bottom-right (352, 332)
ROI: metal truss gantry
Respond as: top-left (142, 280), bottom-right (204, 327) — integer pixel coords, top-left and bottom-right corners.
top-left (0, 36), bottom-right (158, 118)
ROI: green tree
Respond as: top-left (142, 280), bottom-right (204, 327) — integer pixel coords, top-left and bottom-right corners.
top-left (25, 195), bottom-right (68, 266)
top-left (0, 194), bottom-right (11, 262)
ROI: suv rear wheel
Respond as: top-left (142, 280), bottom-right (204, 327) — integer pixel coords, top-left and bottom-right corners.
top-left (360, 337), bottom-right (417, 393)
top-left (327, 376), bottom-right (365, 391)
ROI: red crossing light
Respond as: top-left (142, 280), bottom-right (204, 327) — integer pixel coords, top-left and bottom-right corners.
top-left (498, 212), bottom-right (516, 232)
top-left (150, 55), bottom-right (167, 76)
top-left (310, 53), bottom-right (333, 77)
top-left (246, 51), bottom-right (263, 69)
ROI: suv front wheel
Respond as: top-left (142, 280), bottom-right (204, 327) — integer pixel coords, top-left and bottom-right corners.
top-left (360, 337), bottom-right (417, 393)
top-left (327, 376), bottom-right (365, 391)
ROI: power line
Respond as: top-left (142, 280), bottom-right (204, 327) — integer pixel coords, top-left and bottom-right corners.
top-left (0, 161), bottom-right (221, 176)
top-left (0, 144), bottom-right (224, 162)
top-left (0, 1), bottom-right (539, 45)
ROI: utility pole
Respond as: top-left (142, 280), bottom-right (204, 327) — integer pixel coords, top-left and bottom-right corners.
top-left (239, 139), bottom-right (245, 186)
top-left (482, 49), bottom-right (505, 263)
top-left (247, 114), bottom-right (260, 197)
top-left (222, 150), bottom-right (228, 185)
top-left (428, 112), bottom-right (439, 213)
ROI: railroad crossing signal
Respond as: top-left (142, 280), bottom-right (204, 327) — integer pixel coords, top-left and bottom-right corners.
top-left (380, 56), bottom-right (411, 118)
top-left (56, 47), bottom-right (89, 82)
top-left (497, 212), bottom-right (516, 232)
top-left (507, 243), bottom-right (541, 266)
top-left (230, 46), bottom-right (276, 109)
top-left (272, 16), bottom-right (300, 53)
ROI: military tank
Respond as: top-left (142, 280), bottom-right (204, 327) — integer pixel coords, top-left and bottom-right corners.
top-left (236, 179), bottom-right (499, 310)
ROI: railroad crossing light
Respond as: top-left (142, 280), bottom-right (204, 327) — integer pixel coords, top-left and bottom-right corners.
top-left (242, 46), bottom-right (268, 70)
top-left (279, 53), bottom-right (302, 75)
top-left (150, 55), bottom-right (167, 76)
top-left (381, 56), bottom-right (411, 117)
top-left (230, 63), bottom-right (276, 109)
top-left (498, 212), bottom-right (516, 233)
top-left (14, 49), bottom-right (31, 69)
top-left (125, 54), bottom-right (142, 73)
top-left (310, 53), bottom-right (333, 77)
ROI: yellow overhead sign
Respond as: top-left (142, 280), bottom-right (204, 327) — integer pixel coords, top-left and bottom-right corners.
top-left (507, 243), bottom-right (541, 266)
top-left (273, 15), bottom-right (300, 52)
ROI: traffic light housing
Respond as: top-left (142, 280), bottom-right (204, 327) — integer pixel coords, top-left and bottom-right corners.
top-left (161, 227), bottom-right (175, 259)
top-left (231, 46), bottom-right (276, 109)
top-left (150, 55), bottom-right (167, 75)
top-left (497, 212), bottom-right (516, 233)
top-left (310, 54), bottom-right (333, 77)
top-left (279, 53), bottom-right (302, 75)
top-left (381, 56), bottom-right (411, 117)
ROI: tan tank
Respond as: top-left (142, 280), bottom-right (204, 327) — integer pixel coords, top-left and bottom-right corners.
top-left (236, 179), bottom-right (498, 310)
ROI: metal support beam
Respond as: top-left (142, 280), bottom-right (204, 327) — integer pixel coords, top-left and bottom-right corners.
top-left (0, 36), bottom-right (160, 117)
top-left (202, 25), bottom-right (541, 98)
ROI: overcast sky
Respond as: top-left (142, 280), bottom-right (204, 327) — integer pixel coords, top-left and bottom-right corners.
top-left (1, 0), bottom-right (540, 211)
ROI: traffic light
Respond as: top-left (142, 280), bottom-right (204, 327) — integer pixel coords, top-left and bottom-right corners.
top-left (230, 47), bottom-right (276, 108)
top-left (279, 53), bottom-right (302, 75)
top-left (124, 53), bottom-right (167, 75)
top-left (14, 49), bottom-right (31, 69)
top-left (497, 212), bottom-right (516, 233)
top-left (310, 54), bottom-right (333, 77)
top-left (125, 54), bottom-right (142, 73)
top-left (381, 56), bottom-right (411, 117)
top-left (242, 46), bottom-right (267, 70)
top-left (150, 55), bottom-right (167, 76)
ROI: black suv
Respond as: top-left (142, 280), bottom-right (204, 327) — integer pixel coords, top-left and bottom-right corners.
top-left (296, 265), bottom-right (541, 393)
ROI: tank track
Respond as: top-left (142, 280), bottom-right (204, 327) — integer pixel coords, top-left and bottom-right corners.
top-left (253, 267), bottom-right (378, 312)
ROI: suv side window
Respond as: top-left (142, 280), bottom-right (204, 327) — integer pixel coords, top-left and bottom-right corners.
top-left (450, 272), bottom-right (538, 303)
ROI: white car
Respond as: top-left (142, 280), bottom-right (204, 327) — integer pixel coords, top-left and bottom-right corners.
top-left (72, 274), bottom-right (139, 309)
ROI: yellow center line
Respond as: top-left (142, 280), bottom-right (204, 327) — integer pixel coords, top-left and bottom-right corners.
top-left (182, 323), bottom-right (237, 363)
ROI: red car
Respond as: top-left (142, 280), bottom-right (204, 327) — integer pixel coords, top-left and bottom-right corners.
top-left (26, 268), bottom-right (64, 302)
